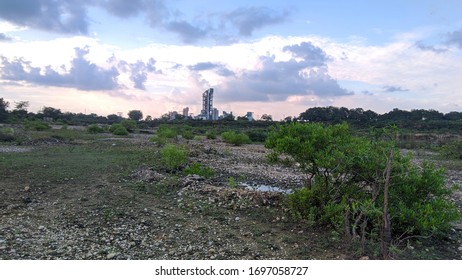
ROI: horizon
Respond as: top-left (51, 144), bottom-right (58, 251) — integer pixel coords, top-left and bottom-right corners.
top-left (1, 0), bottom-right (461, 120)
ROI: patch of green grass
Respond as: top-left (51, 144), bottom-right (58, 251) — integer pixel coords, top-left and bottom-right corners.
top-left (183, 162), bottom-right (215, 178)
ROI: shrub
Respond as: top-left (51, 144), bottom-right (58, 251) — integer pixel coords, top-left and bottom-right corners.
top-left (205, 130), bottom-right (217, 139)
top-left (221, 131), bottom-right (251, 146)
top-left (245, 129), bottom-right (268, 142)
top-left (109, 123), bottom-right (128, 136)
top-left (24, 120), bottom-right (51, 131)
top-left (157, 125), bottom-right (177, 138)
top-left (183, 162), bottom-right (215, 178)
top-left (181, 130), bottom-right (194, 140)
top-left (0, 127), bottom-right (15, 142)
top-left (266, 122), bottom-right (460, 255)
top-left (86, 124), bottom-right (105, 134)
top-left (121, 119), bottom-right (137, 132)
top-left (439, 140), bottom-right (462, 160)
top-left (160, 144), bottom-right (188, 171)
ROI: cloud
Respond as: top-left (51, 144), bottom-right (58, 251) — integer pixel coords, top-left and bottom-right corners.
top-left (0, 33), bottom-right (12, 41)
top-left (447, 29), bottom-right (462, 48)
top-left (0, 46), bottom-right (120, 90)
top-left (217, 42), bottom-right (353, 102)
top-left (118, 58), bottom-right (161, 90)
top-left (383, 85), bottom-right (409, 92)
top-left (188, 62), bottom-right (235, 77)
top-left (415, 41), bottom-right (447, 53)
top-left (0, 0), bottom-right (90, 35)
top-left (225, 7), bottom-right (290, 37)
top-left (164, 20), bottom-right (208, 44)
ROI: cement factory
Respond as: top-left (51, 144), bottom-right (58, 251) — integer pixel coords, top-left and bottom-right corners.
top-left (167, 88), bottom-right (253, 121)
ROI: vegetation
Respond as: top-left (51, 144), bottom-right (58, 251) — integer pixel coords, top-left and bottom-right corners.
top-left (121, 119), bottom-right (137, 132)
top-left (24, 120), bottom-right (51, 131)
top-left (439, 140), bottom-right (462, 160)
top-left (221, 131), bottom-right (251, 146)
top-left (183, 162), bottom-right (215, 178)
top-left (109, 123), bottom-right (129, 135)
top-left (265, 122), bottom-right (460, 258)
top-left (86, 124), bottom-right (105, 134)
top-left (160, 144), bottom-right (188, 171)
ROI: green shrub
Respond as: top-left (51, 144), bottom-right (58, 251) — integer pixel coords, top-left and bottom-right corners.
top-left (157, 125), bottom-right (177, 138)
top-left (439, 140), bottom-right (462, 160)
top-left (121, 119), bottom-right (137, 132)
top-left (205, 130), bottom-right (217, 139)
top-left (221, 131), bottom-right (251, 146)
top-left (267, 122), bottom-right (460, 250)
top-left (245, 130), bottom-right (268, 142)
top-left (181, 130), bottom-right (194, 140)
top-left (0, 127), bottom-right (15, 142)
top-left (149, 135), bottom-right (167, 146)
top-left (24, 120), bottom-right (51, 131)
top-left (86, 124), bottom-right (105, 134)
top-left (184, 162), bottom-right (215, 178)
top-left (160, 144), bottom-right (188, 171)
top-left (109, 123), bottom-right (128, 135)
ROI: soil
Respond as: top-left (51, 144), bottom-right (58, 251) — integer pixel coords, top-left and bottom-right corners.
top-left (1, 136), bottom-right (461, 260)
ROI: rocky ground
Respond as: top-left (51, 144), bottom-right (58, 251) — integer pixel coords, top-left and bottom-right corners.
top-left (1, 137), bottom-right (461, 260)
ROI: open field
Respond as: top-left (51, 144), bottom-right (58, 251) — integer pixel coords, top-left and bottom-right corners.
top-left (1, 126), bottom-right (461, 259)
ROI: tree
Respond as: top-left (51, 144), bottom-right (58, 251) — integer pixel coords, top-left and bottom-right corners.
top-left (265, 122), bottom-right (460, 257)
top-left (260, 114), bottom-right (273, 122)
top-left (128, 110), bottom-right (143, 121)
top-left (41, 107), bottom-right (63, 120)
top-left (0, 98), bottom-right (9, 122)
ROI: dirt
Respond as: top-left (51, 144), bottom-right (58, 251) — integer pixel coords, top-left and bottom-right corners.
top-left (1, 137), bottom-right (461, 260)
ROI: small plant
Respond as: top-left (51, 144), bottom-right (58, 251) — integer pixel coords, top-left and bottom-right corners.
top-left (221, 131), bottom-right (251, 146)
top-left (121, 119), bottom-right (137, 132)
top-left (206, 130), bottom-right (217, 139)
top-left (227, 176), bottom-right (237, 188)
top-left (157, 125), bottom-right (177, 138)
top-left (0, 127), bottom-right (15, 142)
top-left (160, 144), bottom-right (188, 171)
top-left (439, 140), bottom-right (462, 160)
top-left (181, 130), bottom-right (194, 140)
top-left (184, 162), bottom-right (215, 178)
top-left (24, 120), bottom-right (51, 131)
top-left (109, 123), bottom-right (128, 135)
top-left (87, 124), bottom-right (105, 134)
top-left (149, 135), bottom-right (167, 146)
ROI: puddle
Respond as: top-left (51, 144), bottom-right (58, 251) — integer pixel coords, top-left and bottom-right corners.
top-left (241, 182), bottom-right (293, 194)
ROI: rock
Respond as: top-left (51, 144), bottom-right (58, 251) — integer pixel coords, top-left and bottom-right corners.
top-left (235, 217), bottom-right (240, 221)
top-left (107, 252), bottom-right (118, 259)
top-left (360, 256), bottom-right (369, 260)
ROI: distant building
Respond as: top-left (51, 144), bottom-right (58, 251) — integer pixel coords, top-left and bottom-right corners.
top-left (245, 112), bottom-right (254, 121)
top-left (199, 88), bottom-right (214, 120)
top-left (182, 107), bottom-right (189, 118)
top-left (168, 111), bottom-right (178, 121)
top-left (212, 108), bottom-right (219, 121)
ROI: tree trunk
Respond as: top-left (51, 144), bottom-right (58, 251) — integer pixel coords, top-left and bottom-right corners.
top-left (381, 149), bottom-right (394, 259)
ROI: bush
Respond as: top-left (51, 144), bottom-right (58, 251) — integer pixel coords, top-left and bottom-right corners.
top-left (245, 129), bottom-right (268, 142)
top-left (157, 125), bottom-right (177, 138)
top-left (0, 127), bottom-right (15, 142)
top-left (266, 122), bottom-right (460, 253)
top-left (439, 140), bottom-right (462, 160)
top-left (160, 144), bottom-right (188, 171)
top-left (24, 120), bottom-right (51, 131)
top-left (205, 130), bottom-right (217, 139)
top-left (183, 162), bottom-right (215, 178)
top-left (87, 124), bottom-right (105, 134)
top-left (109, 123), bottom-right (128, 136)
top-left (121, 119), bottom-right (137, 132)
top-left (221, 131), bottom-right (251, 146)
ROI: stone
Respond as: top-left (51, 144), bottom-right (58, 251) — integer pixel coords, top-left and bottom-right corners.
top-left (107, 252), bottom-right (118, 259)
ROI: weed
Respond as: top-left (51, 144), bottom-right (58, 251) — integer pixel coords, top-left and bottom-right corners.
top-left (184, 162), bottom-right (215, 178)
top-left (160, 144), bottom-right (188, 171)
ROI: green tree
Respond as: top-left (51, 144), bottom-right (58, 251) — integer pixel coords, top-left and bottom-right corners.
top-left (265, 122), bottom-right (460, 257)
top-left (128, 110), bottom-right (143, 121)
top-left (0, 98), bottom-right (9, 122)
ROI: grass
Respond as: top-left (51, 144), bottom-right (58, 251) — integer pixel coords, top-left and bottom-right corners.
top-left (0, 141), bottom-right (159, 185)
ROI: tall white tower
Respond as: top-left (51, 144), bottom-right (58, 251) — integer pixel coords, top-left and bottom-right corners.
top-left (201, 88), bottom-right (214, 120)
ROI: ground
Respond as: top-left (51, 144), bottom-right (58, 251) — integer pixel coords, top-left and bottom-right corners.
top-left (0, 128), bottom-right (461, 260)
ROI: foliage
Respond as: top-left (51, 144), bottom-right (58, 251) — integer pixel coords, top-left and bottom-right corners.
top-left (156, 124), bottom-right (177, 138)
top-left (24, 120), bottom-right (51, 131)
top-left (121, 119), bottom-right (137, 132)
top-left (183, 162), bottom-right (215, 178)
top-left (245, 129), bottom-right (268, 142)
top-left (266, 122), bottom-right (460, 250)
top-left (128, 110), bottom-right (143, 121)
top-left (0, 127), bottom-right (15, 142)
top-left (205, 130), bottom-right (217, 139)
top-left (221, 131), bottom-right (251, 146)
top-left (439, 140), bottom-right (462, 160)
top-left (160, 144), bottom-right (188, 171)
top-left (109, 123), bottom-right (128, 135)
top-left (86, 124), bottom-right (105, 134)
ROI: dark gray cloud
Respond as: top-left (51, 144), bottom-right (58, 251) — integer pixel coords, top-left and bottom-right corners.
top-left (164, 20), bottom-right (208, 44)
top-left (188, 62), bottom-right (235, 77)
top-left (383, 85), bottom-right (409, 92)
top-left (447, 29), bottom-right (462, 48)
top-left (0, 33), bottom-right (13, 41)
top-left (217, 42), bottom-right (353, 102)
top-left (415, 41), bottom-right (447, 53)
top-left (225, 7), bottom-right (289, 37)
top-left (0, 47), bottom-right (120, 91)
top-left (0, 0), bottom-right (90, 35)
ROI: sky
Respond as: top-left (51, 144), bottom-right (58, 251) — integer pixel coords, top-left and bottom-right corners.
top-left (0, 0), bottom-right (461, 120)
